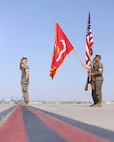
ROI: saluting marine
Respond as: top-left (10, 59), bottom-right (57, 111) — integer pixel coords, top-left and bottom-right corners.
top-left (20, 57), bottom-right (29, 106)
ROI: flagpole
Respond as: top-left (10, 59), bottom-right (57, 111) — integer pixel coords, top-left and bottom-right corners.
top-left (73, 48), bottom-right (83, 64)
top-left (73, 48), bottom-right (88, 73)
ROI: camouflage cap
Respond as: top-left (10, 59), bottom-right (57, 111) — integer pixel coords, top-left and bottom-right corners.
top-left (21, 57), bottom-right (28, 61)
top-left (95, 54), bottom-right (101, 59)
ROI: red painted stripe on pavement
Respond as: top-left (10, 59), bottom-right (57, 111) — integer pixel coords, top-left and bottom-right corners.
top-left (0, 105), bottom-right (28, 142)
top-left (28, 107), bottom-right (107, 142)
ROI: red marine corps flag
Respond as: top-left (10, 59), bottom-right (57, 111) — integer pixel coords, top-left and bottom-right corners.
top-left (85, 12), bottom-right (94, 65)
top-left (50, 22), bottom-right (74, 79)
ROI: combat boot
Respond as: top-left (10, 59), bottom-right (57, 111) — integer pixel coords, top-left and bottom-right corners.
top-left (22, 102), bottom-right (29, 107)
top-left (25, 102), bottom-right (29, 107)
top-left (92, 102), bottom-right (102, 107)
top-left (90, 103), bottom-right (96, 107)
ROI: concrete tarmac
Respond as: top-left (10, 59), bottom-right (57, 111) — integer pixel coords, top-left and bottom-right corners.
top-left (0, 103), bottom-right (15, 112)
top-left (30, 102), bottom-right (114, 132)
top-left (0, 103), bottom-right (114, 142)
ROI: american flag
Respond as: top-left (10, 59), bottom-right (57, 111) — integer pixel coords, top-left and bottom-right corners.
top-left (85, 12), bottom-right (94, 65)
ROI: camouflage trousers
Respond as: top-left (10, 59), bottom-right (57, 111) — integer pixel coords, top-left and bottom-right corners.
top-left (21, 81), bottom-right (29, 103)
top-left (92, 80), bottom-right (103, 104)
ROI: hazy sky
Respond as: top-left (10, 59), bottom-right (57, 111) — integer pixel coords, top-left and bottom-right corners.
top-left (0, 0), bottom-right (114, 102)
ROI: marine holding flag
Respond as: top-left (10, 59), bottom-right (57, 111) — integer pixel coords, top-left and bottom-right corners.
top-left (91, 55), bottom-right (104, 107)
top-left (50, 22), bottom-right (74, 79)
top-left (82, 12), bottom-right (104, 107)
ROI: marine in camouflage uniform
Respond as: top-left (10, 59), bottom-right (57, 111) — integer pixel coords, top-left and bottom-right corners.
top-left (91, 55), bottom-right (103, 107)
top-left (20, 57), bottom-right (29, 106)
